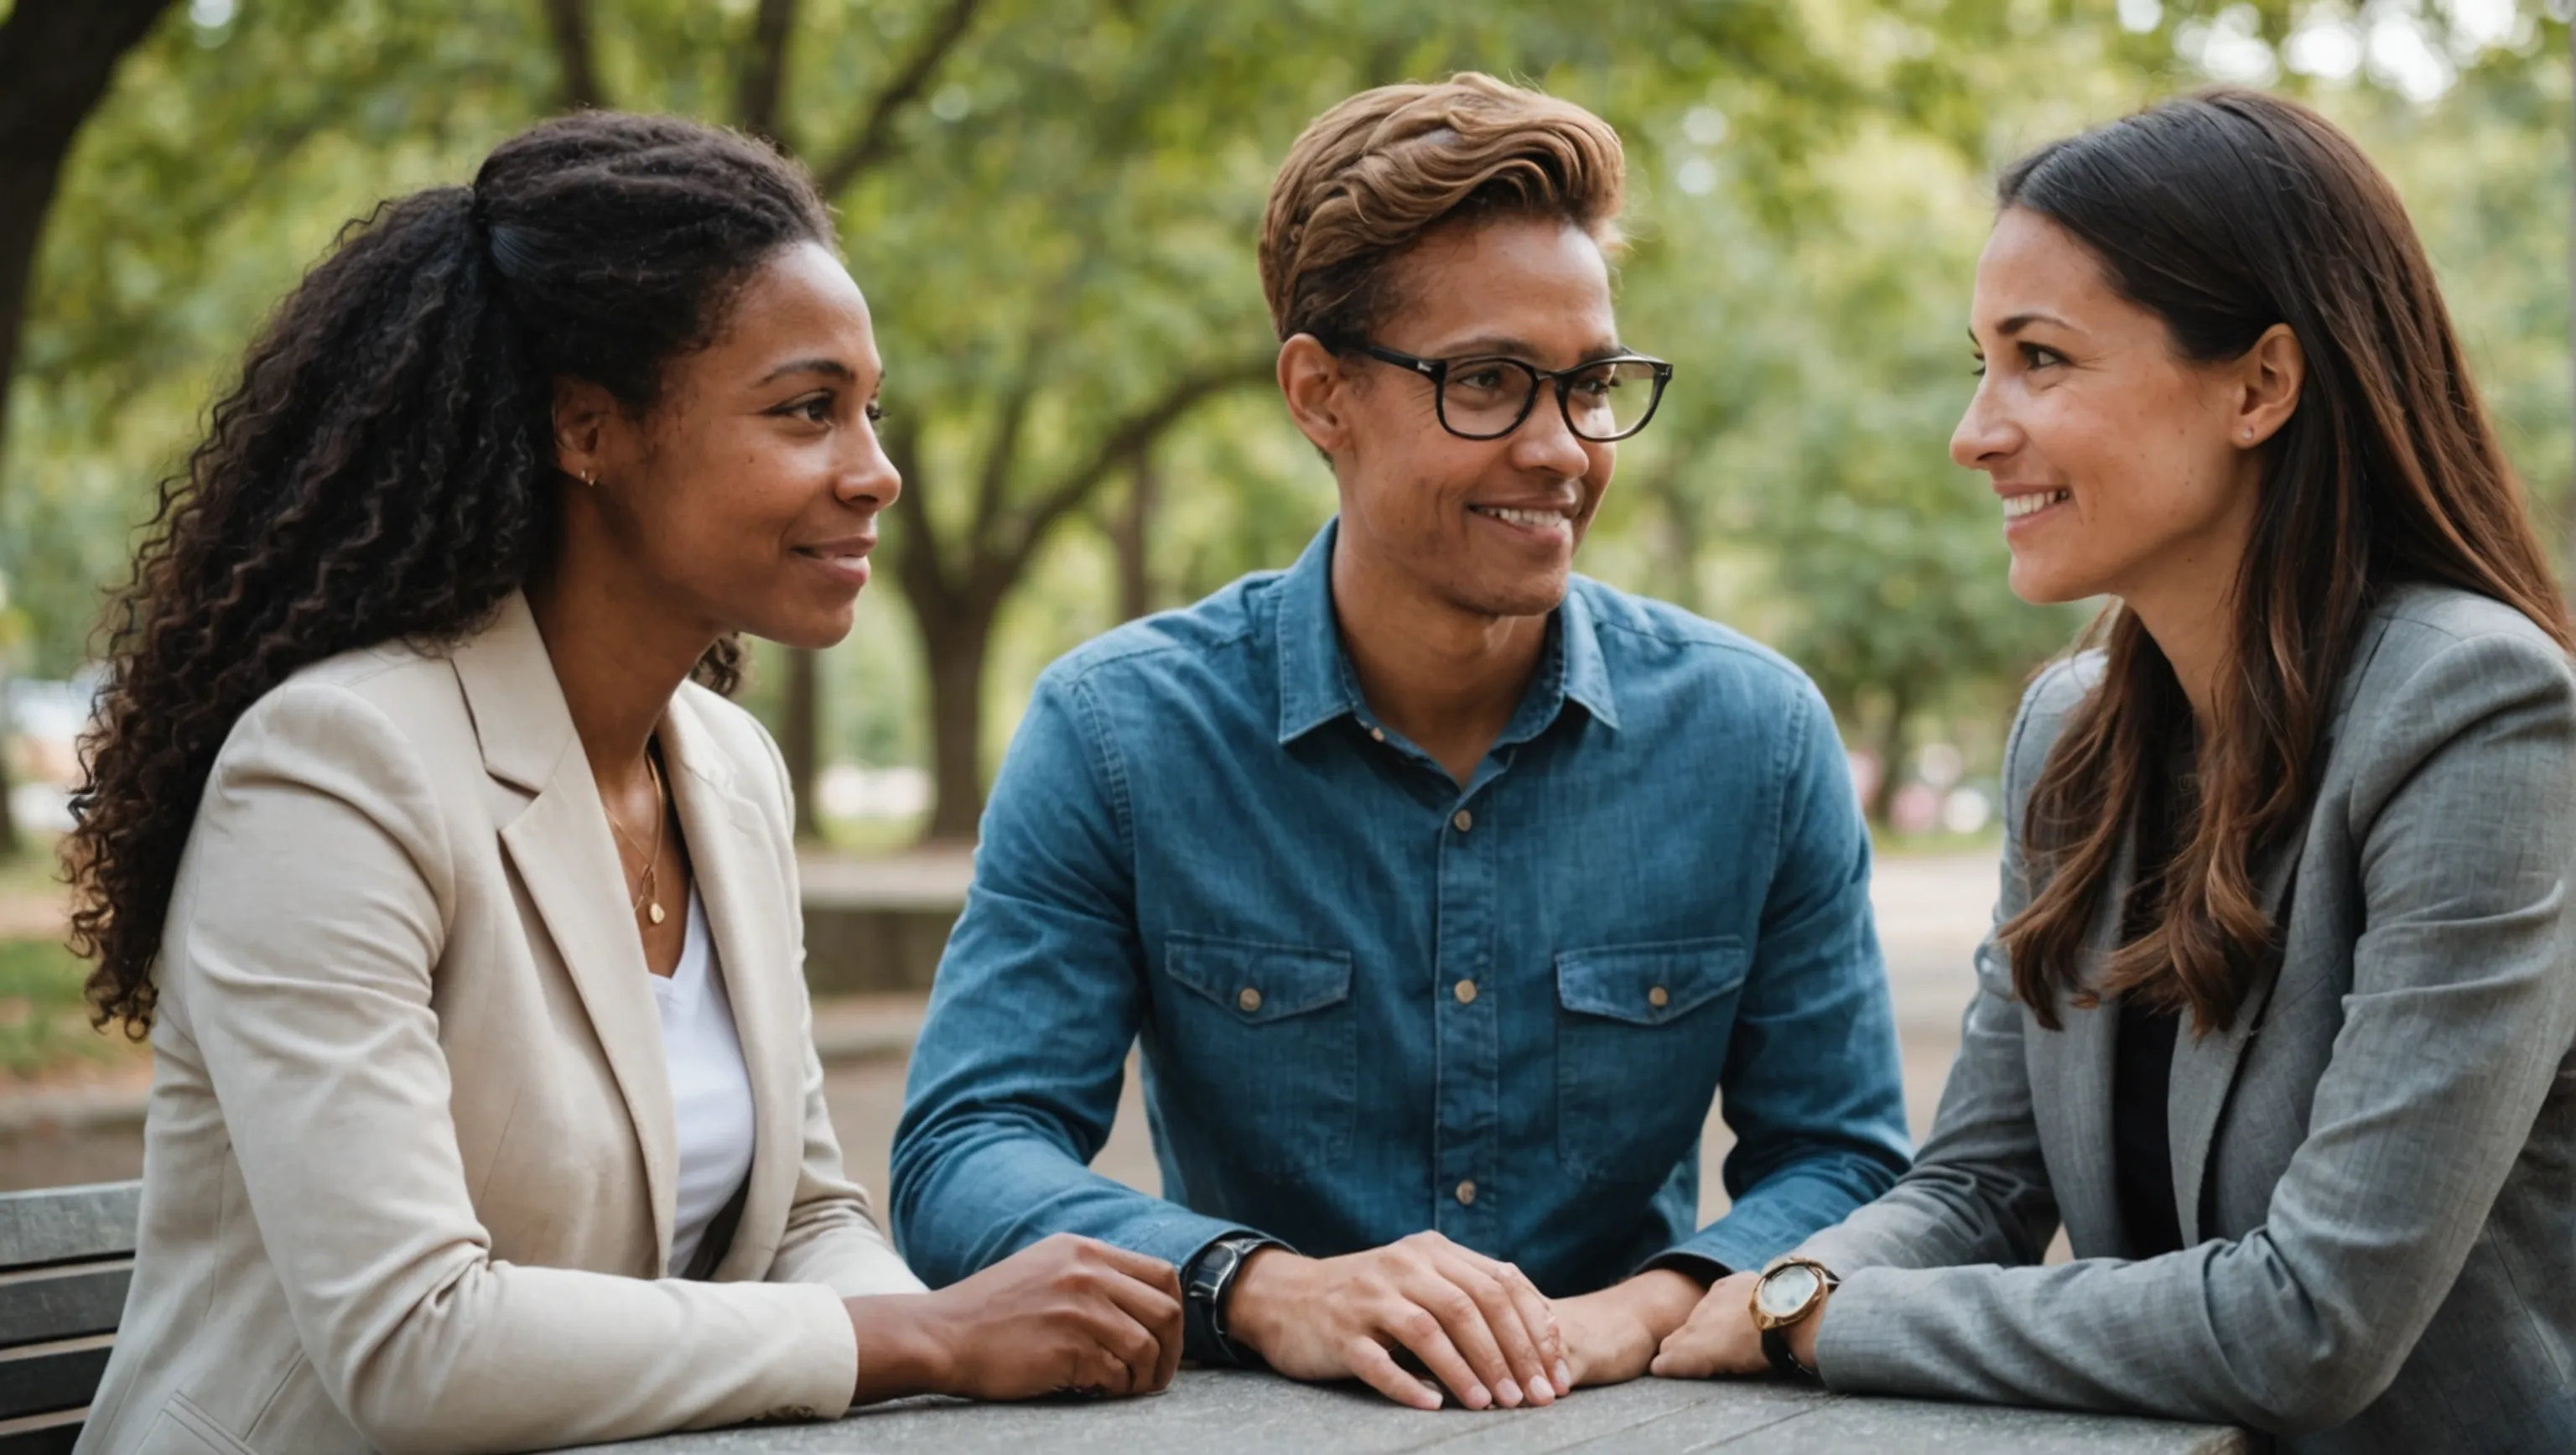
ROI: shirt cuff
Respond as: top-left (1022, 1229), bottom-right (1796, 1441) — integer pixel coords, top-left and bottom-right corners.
top-left (1634, 1250), bottom-right (1730, 1286)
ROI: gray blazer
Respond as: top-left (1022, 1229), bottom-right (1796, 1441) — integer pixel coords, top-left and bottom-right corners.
top-left (1800, 583), bottom-right (2576, 1454)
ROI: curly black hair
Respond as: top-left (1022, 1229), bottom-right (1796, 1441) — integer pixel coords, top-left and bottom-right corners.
top-left (69, 111), bottom-right (836, 1033)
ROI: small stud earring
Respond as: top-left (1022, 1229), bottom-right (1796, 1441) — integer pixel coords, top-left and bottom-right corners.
top-left (2241, 429), bottom-right (2255, 441)
top-left (579, 468), bottom-right (596, 487)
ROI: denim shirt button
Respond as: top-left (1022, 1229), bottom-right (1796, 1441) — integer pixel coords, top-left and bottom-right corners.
top-left (1237, 986), bottom-right (1264, 1013)
top-left (1369, 725), bottom-right (1386, 742)
top-left (1648, 985), bottom-right (1671, 1009)
top-left (1452, 809), bottom-right (1473, 833)
top-left (1453, 979), bottom-right (1478, 1005)
top-left (1455, 1180), bottom-right (1478, 1206)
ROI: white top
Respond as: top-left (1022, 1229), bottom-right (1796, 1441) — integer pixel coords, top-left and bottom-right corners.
top-left (650, 887), bottom-right (758, 1276)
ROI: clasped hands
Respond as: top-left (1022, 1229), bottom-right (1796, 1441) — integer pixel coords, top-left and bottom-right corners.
top-left (1226, 1232), bottom-right (1793, 1410)
top-left (840, 1233), bottom-right (1804, 1411)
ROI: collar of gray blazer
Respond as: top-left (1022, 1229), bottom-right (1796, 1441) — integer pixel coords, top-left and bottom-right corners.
top-left (2033, 607), bottom-right (2397, 1250)
top-left (446, 590), bottom-right (802, 1281)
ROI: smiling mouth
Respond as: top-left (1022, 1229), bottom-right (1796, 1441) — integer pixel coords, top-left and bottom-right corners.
top-left (2002, 490), bottom-right (2070, 520)
top-left (1470, 505), bottom-right (1573, 530)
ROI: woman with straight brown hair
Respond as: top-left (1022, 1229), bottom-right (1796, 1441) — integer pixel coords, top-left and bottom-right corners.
top-left (1650, 89), bottom-right (2576, 1453)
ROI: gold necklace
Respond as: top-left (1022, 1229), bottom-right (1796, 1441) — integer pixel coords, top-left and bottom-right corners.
top-left (606, 749), bottom-right (670, 926)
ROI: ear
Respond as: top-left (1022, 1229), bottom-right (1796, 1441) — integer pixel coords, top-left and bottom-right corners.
top-left (551, 376), bottom-right (619, 485)
top-left (1277, 335), bottom-right (1357, 461)
top-left (2231, 322), bottom-right (2304, 450)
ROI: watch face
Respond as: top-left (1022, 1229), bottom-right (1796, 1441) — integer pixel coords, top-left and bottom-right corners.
top-left (1757, 1264), bottom-right (1820, 1318)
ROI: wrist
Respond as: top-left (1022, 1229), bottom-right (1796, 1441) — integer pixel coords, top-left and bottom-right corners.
top-left (844, 1292), bottom-right (956, 1405)
top-left (1222, 1247), bottom-right (1306, 1357)
top-left (1618, 1267), bottom-right (1710, 1343)
top-left (1787, 1291), bottom-right (1827, 1370)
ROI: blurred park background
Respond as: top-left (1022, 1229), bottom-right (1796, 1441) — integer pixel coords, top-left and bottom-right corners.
top-left (0, 1), bottom-right (2570, 1193)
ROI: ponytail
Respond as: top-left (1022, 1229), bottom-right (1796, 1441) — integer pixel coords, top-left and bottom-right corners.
top-left (71, 112), bottom-right (830, 1033)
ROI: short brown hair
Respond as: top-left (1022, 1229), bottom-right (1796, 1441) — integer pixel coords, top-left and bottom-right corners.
top-left (1258, 73), bottom-right (1625, 345)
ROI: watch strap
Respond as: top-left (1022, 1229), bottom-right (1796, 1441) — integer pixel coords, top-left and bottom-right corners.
top-left (1182, 1234), bottom-right (1278, 1367)
top-left (1759, 1325), bottom-right (1818, 1380)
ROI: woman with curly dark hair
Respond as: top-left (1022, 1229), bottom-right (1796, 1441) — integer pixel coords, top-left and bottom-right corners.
top-left (66, 112), bottom-right (1181, 1455)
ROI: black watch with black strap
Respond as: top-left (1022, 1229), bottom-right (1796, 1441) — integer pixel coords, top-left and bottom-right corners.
top-left (1182, 1234), bottom-right (1280, 1367)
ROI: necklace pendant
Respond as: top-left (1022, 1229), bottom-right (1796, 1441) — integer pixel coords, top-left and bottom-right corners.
top-left (648, 901), bottom-right (667, 926)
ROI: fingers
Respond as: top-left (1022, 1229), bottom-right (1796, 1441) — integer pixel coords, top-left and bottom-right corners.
top-left (1087, 1238), bottom-right (1189, 1297)
top-left (1430, 1250), bottom-right (1555, 1406)
top-left (1066, 1338), bottom-right (1136, 1398)
top-left (1092, 1265), bottom-right (1184, 1394)
top-left (1150, 1286), bottom-right (1186, 1391)
top-left (1384, 1296), bottom-right (1494, 1411)
top-left (1348, 1336), bottom-right (1446, 1411)
top-left (1061, 1239), bottom-right (1178, 1396)
top-left (1090, 1305), bottom-right (1162, 1395)
top-left (1649, 1301), bottom-right (1767, 1380)
top-left (1648, 1317), bottom-right (1721, 1380)
top-left (1485, 1257), bottom-right (1567, 1390)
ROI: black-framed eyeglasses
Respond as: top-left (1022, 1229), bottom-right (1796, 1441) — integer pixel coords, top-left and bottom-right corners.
top-left (1345, 341), bottom-right (1674, 442)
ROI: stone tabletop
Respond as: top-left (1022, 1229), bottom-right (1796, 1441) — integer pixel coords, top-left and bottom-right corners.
top-left (574, 1369), bottom-right (2257, 1454)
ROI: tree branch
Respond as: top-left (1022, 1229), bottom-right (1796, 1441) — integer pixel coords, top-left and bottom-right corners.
top-left (970, 372), bottom-right (1043, 553)
top-left (735, 0), bottom-right (798, 142)
top-left (0, 0), bottom-right (174, 855)
top-left (0, 0), bottom-right (174, 491)
top-left (995, 356), bottom-right (1274, 584)
top-left (541, 0), bottom-right (605, 111)
top-left (813, 0), bottom-right (984, 197)
top-left (880, 410), bottom-right (957, 607)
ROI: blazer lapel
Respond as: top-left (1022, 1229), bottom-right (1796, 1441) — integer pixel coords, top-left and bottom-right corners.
top-left (659, 694), bottom-right (802, 1283)
top-left (2026, 826), bottom-right (2133, 1257)
top-left (455, 593), bottom-right (679, 1270)
top-left (2165, 608), bottom-right (2392, 1246)
top-left (2166, 837), bottom-right (2303, 1245)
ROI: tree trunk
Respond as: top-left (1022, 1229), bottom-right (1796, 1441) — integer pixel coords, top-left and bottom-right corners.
top-left (0, 0), bottom-right (178, 858)
top-left (780, 647), bottom-right (822, 840)
top-left (0, 664), bottom-right (17, 856)
top-left (920, 607), bottom-right (995, 844)
top-left (1650, 474), bottom-right (1702, 616)
top-left (1867, 683), bottom-right (1914, 828)
top-left (1112, 442), bottom-right (1159, 621)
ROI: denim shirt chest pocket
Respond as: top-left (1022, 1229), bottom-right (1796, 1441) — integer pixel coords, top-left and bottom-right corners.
top-left (1555, 936), bottom-right (1750, 1182)
top-left (1161, 933), bottom-right (1358, 1178)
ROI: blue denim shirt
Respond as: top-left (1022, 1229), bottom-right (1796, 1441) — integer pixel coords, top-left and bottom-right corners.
top-left (893, 520), bottom-right (1909, 1302)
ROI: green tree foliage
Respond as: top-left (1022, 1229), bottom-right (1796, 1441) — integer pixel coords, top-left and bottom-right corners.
top-left (3, 0), bottom-right (2569, 847)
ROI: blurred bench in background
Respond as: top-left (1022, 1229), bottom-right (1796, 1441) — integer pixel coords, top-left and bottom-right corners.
top-left (799, 853), bottom-right (971, 995)
top-left (0, 1181), bottom-right (138, 1453)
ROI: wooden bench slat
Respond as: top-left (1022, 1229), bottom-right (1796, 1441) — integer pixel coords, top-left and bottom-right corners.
top-left (0, 1186), bottom-right (139, 1271)
top-left (0, 1264), bottom-right (131, 1350)
top-left (0, 1407), bottom-right (82, 1455)
top-left (0, 1337), bottom-right (112, 1424)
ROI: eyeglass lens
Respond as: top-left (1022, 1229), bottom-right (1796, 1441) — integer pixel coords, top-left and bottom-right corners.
top-left (1440, 359), bottom-right (1663, 440)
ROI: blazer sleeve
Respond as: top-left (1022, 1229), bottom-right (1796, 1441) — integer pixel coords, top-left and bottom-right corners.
top-left (1793, 659), bottom-right (2078, 1278)
top-left (164, 682), bottom-right (865, 1455)
top-left (754, 723), bottom-right (927, 1298)
top-left (1803, 630), bottom-right (2576, 1436)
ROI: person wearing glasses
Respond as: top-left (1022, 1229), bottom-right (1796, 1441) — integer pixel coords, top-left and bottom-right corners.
top-left (893, 74), bottom-right (1909, 1412)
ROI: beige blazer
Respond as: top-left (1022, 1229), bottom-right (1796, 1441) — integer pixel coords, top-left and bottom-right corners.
top-left (74, 594), bottom-right (923, 1455)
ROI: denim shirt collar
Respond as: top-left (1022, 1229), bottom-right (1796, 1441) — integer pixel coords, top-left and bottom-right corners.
top-left (1273, 517), bottom-right (1620, 746)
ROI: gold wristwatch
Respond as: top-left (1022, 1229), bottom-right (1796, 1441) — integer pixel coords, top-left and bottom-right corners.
top-left (1748, 1255), bottom-right (1838, 1380)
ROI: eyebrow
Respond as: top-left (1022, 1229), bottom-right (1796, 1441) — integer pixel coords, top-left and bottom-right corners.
top-left (1436, 334), bottom-right (1632, 364)
top-left (1995, 311), bottom-right (2071, 335)
top-left (756, 357), bottom-right (858, 387)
